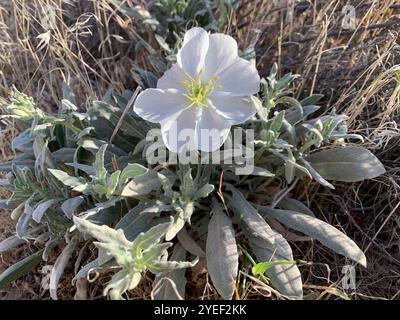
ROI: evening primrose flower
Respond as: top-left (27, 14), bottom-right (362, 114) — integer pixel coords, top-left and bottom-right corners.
top-left (134, 27), bottom-right (260, 153)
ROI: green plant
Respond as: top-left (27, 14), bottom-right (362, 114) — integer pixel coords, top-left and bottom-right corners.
top-left (0, 23), bottom-right (386, 299)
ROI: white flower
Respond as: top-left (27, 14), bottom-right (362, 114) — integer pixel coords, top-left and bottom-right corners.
top-left (134, 27), bottom-right (260, 153)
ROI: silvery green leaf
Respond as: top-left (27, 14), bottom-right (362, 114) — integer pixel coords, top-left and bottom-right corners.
top-left (94, 242), bottom-right (132, 268)
top-left (77, 198), bottom-right (120, 222)
top-left (48, 169), bottom-right (86, 188)
top-left (0, 235), bottom-right (26, 253)
top-left (73, 258), bottom-right (117, 283)
top-left (206, 202), bottom-right (238, 300)
top-left (158, 173), bottom-right (176, 198)
top-left (249, 166), bottom-right (274, 177)
top-left (154, 34), bottom-right (171, 52)
top-left (119, 163), bottom-right (148, 185)
top-left (73, 216), bottom-right (131, 248)
top-left (89, 101), bottom-right (148, 140)
top-left (272, 139), bottom-right (293, 149)
top-left (107, 170), bottom-right (121, 196)
top-left (132, 218), bottom-right (173, 253)
top-left (300, 94), bottom-right (324, 106)
top-left (50, 236), bottom-right (78, 300)
top-left (142, 243), bottom-right (173, 265)
top-left (52, 148), bottom-right (75, 163)
top-left (0, 200), bottom-right (18, 209)
top-left (258, 206), bottom-right (367, 267)
top-left (121, 170), bottom-right (161, 197)
top-left (32, 199), bottom-right (58, 223)
top-left (11, 129), bottom-right (32, 151)
top-left (61, 196), bottom-right (84, 219)
top-left (177, 229), bottom-right (205, 257)
top-left (165, 202), bottom-right (194, 241)
top-left (77, 127), bottom-right (95, 139)
top-left (0, 249), bottom-right (43, 289)
top-left (299, 158), bottom-right (335, 189)
top-left (0, 159), bottom-right (35, 172)
top-left (116, 201), bottom-right (172, 241)
top-left (104, 270), bottom-right (141, 300)
top-left (94, 144), bottom-right (108, 181)
top-left (194, 183), bottom-right (214, 199)
top-left (227, 186), bottom-right (275, 246)
top-left (65, 163), bottom-right (96, 176)
top-left (286, 105), bottom-right (321, 125)
top-left (246, 228), bottom-right (303, 298)
top-left (279, 197), bottom-right (315, 217)
top-left (16, 200), bottom-right (34, 239)
top-left (180, 169), bottom-right (195, 198)
top-left (148, 257), bottom-right (198, 274)
top-left (305, 147), bottom-right (385, 182)
top-left (152, 243), bottom-right (187, 300)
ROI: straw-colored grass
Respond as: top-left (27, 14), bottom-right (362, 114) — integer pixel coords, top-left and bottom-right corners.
top-left (0, 0), bottom-right (399, 300)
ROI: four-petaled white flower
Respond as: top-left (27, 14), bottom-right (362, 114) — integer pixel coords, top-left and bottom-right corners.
top-left (134, 27), bottom-right (260, 153)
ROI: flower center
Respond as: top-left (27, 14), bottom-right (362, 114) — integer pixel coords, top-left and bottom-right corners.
top-left (179, 68), bottom-right (221, 109)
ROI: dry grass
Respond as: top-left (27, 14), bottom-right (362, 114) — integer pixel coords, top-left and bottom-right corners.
top-left (0, 0), bottom-right (399, 300)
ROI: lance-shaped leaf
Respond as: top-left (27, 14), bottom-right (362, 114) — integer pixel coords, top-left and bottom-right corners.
top-left (257, 206), bottom-right (367, 267)
top-left (152, 243), bottom-right (187, 300)
top-left (104, 270), bottom-right (142, 300)
top-left (278, 197), bottom-right (315, 217)
top-left (73, 216), bottom-right (131, 249)
top-left (50, 236), bottom-right (78, 300)
top-left (32, 199), bottom-right (58, 223)
top-left (119, 163), bottom-right (148, 185)
top-left (177, 229), bottom-right (206, 257)
top-left (0, 235), bottom-right (26, 253)
top-left (48, 169), bottom-right (86, 190)
top-left (94, 144), bottom-right (108, 182)
top-left (299, 158), bottom-right (334, 189)
top-left (305, 147), bottom-right (385, 182)
top-left (61, 196), bottom-right (84, 219)
top-left (121, 170), bottom-right (161, 197)
top-left (165, 202), bottom-right (194, 241)
top-left (0, 249), bottom-right (43, 289)
top-left (227, 186), bottom-right (275, 246)
top-left (245, 227), bottom-right (303, 298)
top-left (206, 202), bottom-right (238, 300)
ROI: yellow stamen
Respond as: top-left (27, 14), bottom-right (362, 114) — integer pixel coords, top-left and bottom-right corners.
top-left (180, 68), bottom-right (221, 109)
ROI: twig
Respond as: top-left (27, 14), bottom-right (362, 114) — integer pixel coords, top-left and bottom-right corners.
top-left (109, 86), bottom-right (141, 144)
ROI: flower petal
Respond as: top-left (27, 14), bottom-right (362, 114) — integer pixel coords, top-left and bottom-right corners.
top-left (208, 93), bottom-right (258, 125)
top-left (214, 58), bottom-right (260, 96)
top-left (202, 33), bottom-right (238, 81)
top-left (157, 63), bottom-right (186, 92)
top-left (195, 107), bottom-right (231, 152)
top-left (160, 108), bottom-right (199, 153)
top-left (133, 88), bottom-right (187, 123)
top-left (177, 27), bottom-right (209, 78)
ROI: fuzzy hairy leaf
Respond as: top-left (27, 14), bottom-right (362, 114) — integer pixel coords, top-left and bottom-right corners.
top-left (177, 229), bottom-right (205, 257)
top-left (206, 202), bottom-right (238, 300)
top-left (32, 199), bottom-right (58, 223)
top-left (152, 243), bottom-right (187, 300)
top-left (227, 186), bottom-right (275, 246)
top-left (50, 237), bottom-right (78, 300)
top-left (258, 206), bottom-right (367, 267)
top-left (305, 147), bottom-right (385, 182)
top-left (48, 169), bottom-right (85, 189)
top-left (61, 196), bottom-right (84, 219)
top-left (121, 170), bottom-right (161, 197)
top-left (0, 249), bottom-right (43, 289)
top-left (249, 236), bottom-right (303, 298)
